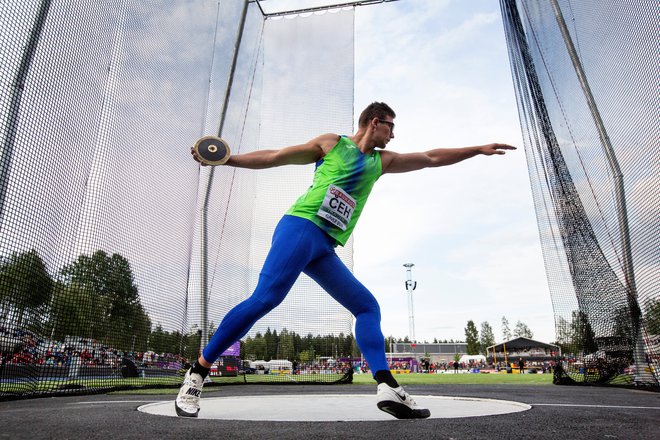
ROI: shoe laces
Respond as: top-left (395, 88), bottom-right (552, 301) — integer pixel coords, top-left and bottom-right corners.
top-left (401, 390), bottom-right (418, 406)
top-left (394, 387), bottom-right (422, 408)
top-left (185, 373), bottom-right (203, 389)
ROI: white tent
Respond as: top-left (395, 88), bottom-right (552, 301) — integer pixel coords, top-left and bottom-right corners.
top-left (267, 359), bottom-right (293, 371)
top-left (459, 355), bottom-right (486, 364)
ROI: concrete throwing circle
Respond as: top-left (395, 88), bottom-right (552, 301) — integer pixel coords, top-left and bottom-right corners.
top-left (138, 395), bottom-right (531, 421)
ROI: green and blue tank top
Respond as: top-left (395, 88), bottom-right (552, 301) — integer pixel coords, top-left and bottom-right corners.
top-left (286, 135), bottom-right (382, 246)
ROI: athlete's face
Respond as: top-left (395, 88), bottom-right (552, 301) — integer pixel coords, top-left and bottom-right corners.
top-left (374, 117), bottom-right (395, 148)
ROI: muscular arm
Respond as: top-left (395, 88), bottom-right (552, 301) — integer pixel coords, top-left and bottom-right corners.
top-left (380, 143), bottom-right (516, 174)
top-left (193, 133), bottom-right (340, 169)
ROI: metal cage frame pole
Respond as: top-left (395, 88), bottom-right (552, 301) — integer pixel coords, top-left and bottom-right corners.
top-left (549, 0), bottom-right (645, 381)
top-left (199, 0), bottom-right (250, 354)
top-left (0, 0), bottom-right (52, 224)
top-left (197, 0), bottom-right (402, 362)
top-left (255, 0), bottom-right (399, 19)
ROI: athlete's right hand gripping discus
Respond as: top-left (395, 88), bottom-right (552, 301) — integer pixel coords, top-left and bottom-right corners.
top-left (193, 136), bottom-right (231, 166)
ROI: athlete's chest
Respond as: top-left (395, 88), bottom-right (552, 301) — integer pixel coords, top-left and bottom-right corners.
top-left (323, 146), bottom-right (381, 178)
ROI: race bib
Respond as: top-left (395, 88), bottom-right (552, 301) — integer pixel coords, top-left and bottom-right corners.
top-left (316, 185), bottom-right (356, 231)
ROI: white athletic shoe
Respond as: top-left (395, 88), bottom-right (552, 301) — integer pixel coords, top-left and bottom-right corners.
top-left (175, 369), bottom-right (204, 417)
top-left (376, 383), bottom-right (431, 419)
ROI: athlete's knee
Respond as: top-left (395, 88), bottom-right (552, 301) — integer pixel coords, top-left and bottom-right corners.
top-left (355, 293), bottom-right (381, 320)
top-left (251, 273), bottom-right (290, 311)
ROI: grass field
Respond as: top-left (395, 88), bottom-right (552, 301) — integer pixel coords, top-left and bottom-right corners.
top-left (351, 372), bottom-right (553, 386)
top-left (105, 372), bottom-right (552, 395)
top-left (1, 372), bottom-right (552, 396)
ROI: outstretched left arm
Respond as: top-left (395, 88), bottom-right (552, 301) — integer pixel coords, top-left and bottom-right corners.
top-left (380, 143), bottom-right (516, 174)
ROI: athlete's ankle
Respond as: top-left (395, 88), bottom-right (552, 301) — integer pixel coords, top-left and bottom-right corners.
top-left (374, 370), bottom-right (399, 388)
top-left (191, 361), bottom-right (210, 379)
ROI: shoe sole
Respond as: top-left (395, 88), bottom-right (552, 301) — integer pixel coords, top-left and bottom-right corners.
top-left (377, 401), bottom-right (431, 419)
top-left (175, 401), bottom-right (200, 418)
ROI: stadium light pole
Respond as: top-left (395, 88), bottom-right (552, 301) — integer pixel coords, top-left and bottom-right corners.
top-left (550, 0), bottom-right (646, 384)
top-left (403, 263), bottom-right (417, 344)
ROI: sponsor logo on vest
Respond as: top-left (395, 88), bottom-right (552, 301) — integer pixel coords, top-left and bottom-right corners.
top-left (329, 186), bottom-right (356, 208)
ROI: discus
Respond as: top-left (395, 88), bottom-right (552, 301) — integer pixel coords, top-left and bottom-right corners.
top-left (193, 136), bottom-right (231, 165)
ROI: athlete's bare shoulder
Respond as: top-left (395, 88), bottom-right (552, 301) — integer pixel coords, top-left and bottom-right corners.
top-left (314, 133), bottom-right (342, 156)
top-left (378, 149), bottom-right (398, 170)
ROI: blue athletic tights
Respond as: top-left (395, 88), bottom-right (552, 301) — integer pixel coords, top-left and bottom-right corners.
top-left (202, 215), bottom-right (388, 374)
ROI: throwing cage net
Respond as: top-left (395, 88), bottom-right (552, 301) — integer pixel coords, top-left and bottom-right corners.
top-left (501, 0), bottom-right (658, 387)
top-left (0, 0), bottom-right (359, 399)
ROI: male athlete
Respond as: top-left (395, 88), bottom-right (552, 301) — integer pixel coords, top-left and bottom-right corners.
top-left (176, 102), bottom-right (515, 419)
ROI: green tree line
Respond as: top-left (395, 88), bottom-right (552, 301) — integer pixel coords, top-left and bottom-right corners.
top-left (6, 248), bottom-right (656, 362)
top-left (0, 249), bottom-right (360, 362)
top-left (240, 328), bottom-right (360, 362)
top-left (0, 249), bottom-right (152, 352)
top-left (463, 317), bottom-right (535, 355)
top-left (0, 248), bottom-right (215, 360)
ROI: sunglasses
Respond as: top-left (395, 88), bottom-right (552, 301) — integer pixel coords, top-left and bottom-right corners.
top-left (378, 119), bottom-right (395, 133)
